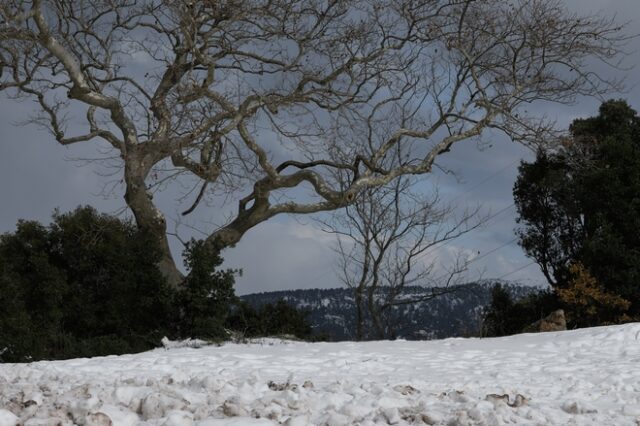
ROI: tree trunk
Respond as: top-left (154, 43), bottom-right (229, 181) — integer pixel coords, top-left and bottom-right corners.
top-left (124, 154), bottom-right (184, 287)
top-left (367, 287), bottom-right (386, 339)
top-left (354, 289), bottom-right (364, 341)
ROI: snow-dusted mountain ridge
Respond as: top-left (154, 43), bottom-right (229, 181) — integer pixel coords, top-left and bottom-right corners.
top-left (241, 281), bottom-right (540, 340)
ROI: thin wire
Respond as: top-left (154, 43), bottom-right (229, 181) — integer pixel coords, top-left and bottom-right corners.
top-left (301, 260), bottom-right (338, 289)
top-left (495, 261), bottom-right (537, 280)
top-left (413, 203), bottom-right (516, 263)
top-left (469, 236), bottom-right (519, 264)
top-left (448, 158), bottom-right (520, 204)
top-left (319, 159), bottom-right (523, 287)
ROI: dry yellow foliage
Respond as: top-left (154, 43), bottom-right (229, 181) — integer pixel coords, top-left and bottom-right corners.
top-left (557, 262), bottom-right (631, 324)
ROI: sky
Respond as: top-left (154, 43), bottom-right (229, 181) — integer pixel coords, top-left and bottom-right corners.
top-left (1, 0), bottom-right (639, 295)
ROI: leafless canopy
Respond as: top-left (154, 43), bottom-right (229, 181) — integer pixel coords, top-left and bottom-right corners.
top-left (0, 0), bottom-right (628, 283)
top-left (325, 175), bottom-right (481, 340)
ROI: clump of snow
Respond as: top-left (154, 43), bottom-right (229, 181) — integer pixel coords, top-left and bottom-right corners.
top-left (1, 323), bottom-right (640, 425)
top-left (161, 337), bottom-right (209, 350)
top-left (0, 409), bottom-right (19, 426)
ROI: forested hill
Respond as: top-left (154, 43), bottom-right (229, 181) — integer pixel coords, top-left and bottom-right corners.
top-left (241, 281), bottom-right (540, 340)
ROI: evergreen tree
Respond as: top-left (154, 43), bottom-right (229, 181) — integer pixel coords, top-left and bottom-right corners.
top-left (514, 100), bottom-right (640, 326)
top-left (0, 207), bottom-right (174, 361)
top-left (177, 240), bottom-right (237, 340)
top-left (482, 284), bottom-right (516, 337)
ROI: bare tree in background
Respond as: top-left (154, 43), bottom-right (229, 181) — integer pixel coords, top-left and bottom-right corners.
top-left (325, 176), bottom-right (481, 340)
top-left (0, 0), bottom-right (629, 285)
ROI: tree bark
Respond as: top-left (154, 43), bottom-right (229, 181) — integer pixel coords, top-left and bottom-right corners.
top-left (124, 151), bottom-right (184, 287)
top-left (355, 289), bottom-right (364, 341)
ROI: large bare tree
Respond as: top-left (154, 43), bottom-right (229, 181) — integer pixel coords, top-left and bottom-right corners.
top-left (0, 0), bottom-right (628, 284)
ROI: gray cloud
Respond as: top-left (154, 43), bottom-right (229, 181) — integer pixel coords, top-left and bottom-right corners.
top-left (1, 1), bottom-right (639, 293)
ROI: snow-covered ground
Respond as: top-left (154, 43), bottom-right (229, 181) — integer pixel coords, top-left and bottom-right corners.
top-left (1, 324), bottom-right (640, 426)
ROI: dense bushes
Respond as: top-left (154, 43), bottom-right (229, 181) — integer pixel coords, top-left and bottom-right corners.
top-left (482, 284), bottom-right (562, 337)
top-left (0, 207), bottom-right (175, 362)
top-left (226, 300), bottom-right (313, 340)
top-left (0, 207), bottom-right (313, 362)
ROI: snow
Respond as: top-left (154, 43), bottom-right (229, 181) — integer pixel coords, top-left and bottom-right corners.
top-left (160, 337), bottom-right (209, 350)
top-left (1, 323), bottom-right (640, 425)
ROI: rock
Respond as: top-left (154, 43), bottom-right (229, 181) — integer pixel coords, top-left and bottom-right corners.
top-left (523, 309), bottom-right (566, 333)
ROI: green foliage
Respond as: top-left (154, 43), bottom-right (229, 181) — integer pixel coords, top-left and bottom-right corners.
top-left (482, 284), bottom-right (561, 337)
top-left (514, 100), bottom-right (640, 327)
top-left (0, 207), bottom-right (319, 362)
top-left (176, 240), bottom-right (237, 340)
top-left (51, 208), bottom-right (174, 341)
top-left (0, 207), bottom-right (174, 362)
top-left (482, 284), bottom-right (516, 337)
top-left (226, 299), bottom-right (313, 340)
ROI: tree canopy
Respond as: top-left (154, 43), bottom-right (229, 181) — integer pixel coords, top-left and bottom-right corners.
top-left (514, 100), bottom-right (640, 325)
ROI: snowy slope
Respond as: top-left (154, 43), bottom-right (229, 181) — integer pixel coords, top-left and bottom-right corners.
top-left (1, 323), bottom-right (640, 425)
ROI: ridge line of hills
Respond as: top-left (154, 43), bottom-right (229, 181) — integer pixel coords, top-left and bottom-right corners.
top-left (240, 280), bottom-right (543, 340)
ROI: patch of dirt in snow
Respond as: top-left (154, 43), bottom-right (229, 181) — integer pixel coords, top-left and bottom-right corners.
top-left (1, 323), bottom-right (640, 425)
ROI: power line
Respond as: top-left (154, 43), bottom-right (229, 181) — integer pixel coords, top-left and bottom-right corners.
top-left (483, 203), bottom-right (516, 223)
top-left (413, 202), bottom-right (515, 263)
top-left (448, 158), bottom-right (520, 204)
top-left (422, 235), bottom-right (520, 284)
top-left (302, 262), bottom-right (337, 288)
top-left (469, 236), bottom-right (519, 264)
top-left (495, 261), bottom-right (537, 280)
top-left (317, 159), bottom-right (523, 287)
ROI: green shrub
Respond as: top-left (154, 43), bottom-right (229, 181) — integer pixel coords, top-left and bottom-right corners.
top-left (482, 284), bottom-right (562, 337)
top-left (0, 206), bottom-right (320, 362)
top-left (175, 239), bottom-right (237, 340)
top-left (0, 207), bottom-right (174, 361)
top-left (226, 299), bottom-right (313, 340)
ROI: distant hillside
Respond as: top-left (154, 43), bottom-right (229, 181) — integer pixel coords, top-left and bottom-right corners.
top-left (241, 281), bottom-right (541, 340)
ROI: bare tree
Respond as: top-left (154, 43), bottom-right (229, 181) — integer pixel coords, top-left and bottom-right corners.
top-left (0, 0), bottom-right (629, 285)
top-left (324, 176), bottom-right (480, 340)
